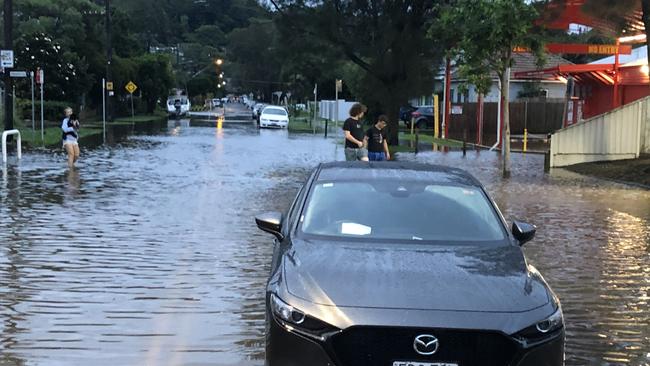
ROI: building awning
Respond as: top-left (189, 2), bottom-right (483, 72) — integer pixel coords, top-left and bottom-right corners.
top-left (514, 63), bottom-right (650, 86)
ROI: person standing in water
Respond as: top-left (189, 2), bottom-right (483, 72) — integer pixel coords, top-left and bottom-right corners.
top-left (61, 107), bottom-right (80, 168)
top-left (364, 115), bottom-right (391, 161)
top-left (342, 103), bottom-right (369, 162)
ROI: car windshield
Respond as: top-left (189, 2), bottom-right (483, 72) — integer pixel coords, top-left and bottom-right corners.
top-left (300, 180), bottom-right (505, 243)
top-left (263, 108), bottom-right (287, 116)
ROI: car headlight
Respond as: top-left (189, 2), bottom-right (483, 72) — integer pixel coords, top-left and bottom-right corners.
top-left (513, 306), bottom-right (564, 347)
top-left (270, 293), bottom-right (340, 342)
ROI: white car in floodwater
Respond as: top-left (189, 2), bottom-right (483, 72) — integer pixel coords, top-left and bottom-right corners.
top-left (167, 96), bottom-right (191, 117)
top-left (259, 106), bottom-right (289, 128)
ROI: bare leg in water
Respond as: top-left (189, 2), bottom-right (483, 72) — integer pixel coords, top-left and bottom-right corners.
top-left (65, 143), bottom-right (76, 168)
top-left (72, 144), bottom-right (80, 164)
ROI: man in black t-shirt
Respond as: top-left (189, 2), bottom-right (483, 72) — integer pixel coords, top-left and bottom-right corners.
top-left (364, 115), bottom-right (391, 161)
top-left (342, 103), bottom-right (369, 161)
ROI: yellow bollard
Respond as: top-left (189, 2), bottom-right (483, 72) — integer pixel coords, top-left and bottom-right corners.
top-left (433, 94), bottom-right (439, 139)
top-left (410, 116), bottom-right (415, 136)
top-left (523, 128), bottom-right (528, 153)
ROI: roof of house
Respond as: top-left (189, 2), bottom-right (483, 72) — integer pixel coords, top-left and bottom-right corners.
top-left (450, 52), bottom-right (573, 81)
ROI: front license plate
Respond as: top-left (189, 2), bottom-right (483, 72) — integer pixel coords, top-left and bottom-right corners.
top-left (393, 362), bottom-right (458, 366)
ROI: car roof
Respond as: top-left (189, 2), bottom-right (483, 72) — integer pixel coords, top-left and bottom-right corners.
top-left (262, 106), bottom-right (286, 111)
top-left (315, 161), bottom-right (482, 187)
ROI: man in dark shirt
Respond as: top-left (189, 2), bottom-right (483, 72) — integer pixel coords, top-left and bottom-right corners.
top-left (342, 103), bottom-right (369, 161)
top-left (364, 115), bottom-right (391, 161)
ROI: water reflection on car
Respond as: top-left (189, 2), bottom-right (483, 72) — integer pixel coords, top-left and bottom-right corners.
top-left (256, 162), bottom-right (564, 366)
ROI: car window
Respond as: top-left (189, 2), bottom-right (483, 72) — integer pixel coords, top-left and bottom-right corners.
top-left (263, 108), bottom-right (288, 116)
top-left (300, 181), bottom-right (505, 243)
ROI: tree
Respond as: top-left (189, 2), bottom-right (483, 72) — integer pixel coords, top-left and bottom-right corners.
top-left (133, 54), bottom-right (175, 113)
top-left (227, 20), bottom-right (284, 101)
top-left (14, 33), bottom-right (81, 101)
top-left (270, 0), bottom-right (439, 144)
top-left (450, 0), bottom-right (543, 177)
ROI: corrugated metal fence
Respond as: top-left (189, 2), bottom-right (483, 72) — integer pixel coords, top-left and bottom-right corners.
top-left (550, 96), bottom-right (650, 167)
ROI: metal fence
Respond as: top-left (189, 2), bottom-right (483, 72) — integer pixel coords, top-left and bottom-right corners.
top-left (550, 96), bottom-right (650, 167)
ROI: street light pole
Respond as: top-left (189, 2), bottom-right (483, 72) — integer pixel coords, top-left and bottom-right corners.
top-left (105, 0), bottom-right (113, 121)
top-left (3, 0), bottom-right (14, 133)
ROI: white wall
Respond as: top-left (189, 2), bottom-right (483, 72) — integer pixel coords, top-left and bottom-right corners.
top-left (452, 81), bottom-right (567, 103)
top-left (550, 96), bottom-right (650, 167)
top-left (319, 100), bottom-right (357, 121)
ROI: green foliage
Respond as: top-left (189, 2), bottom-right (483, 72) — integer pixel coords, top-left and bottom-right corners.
top-left (133, 54), bottom-right (175, 113)
top-left (271, 0), bottom-right (441, 143)
top-left (448, 0), bottom-right (543, 176)
top-left (16, 99), bottom-right (71, 122)
top-left (227, 19), bottom-right (283, 100)
top-left (449, 0), bottom-right (544, 95)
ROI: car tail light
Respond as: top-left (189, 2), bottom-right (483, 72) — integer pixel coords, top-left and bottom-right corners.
top-left (411, 112), bottom-right (421, 118)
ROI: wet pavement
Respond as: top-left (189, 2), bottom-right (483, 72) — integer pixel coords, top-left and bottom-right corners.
top-left (0, 104), bottom-right (648, 365)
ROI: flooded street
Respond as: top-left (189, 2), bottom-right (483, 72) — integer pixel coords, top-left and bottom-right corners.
top-left (0, 105), bottom-right (648, 365)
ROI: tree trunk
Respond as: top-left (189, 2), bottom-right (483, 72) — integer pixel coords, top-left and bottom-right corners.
top-left (501, 67), bottom-right (511, 178)
top-left (642, 0), bottom-right (650, 90)
top-left (386, 101), bottom-right (400, 146)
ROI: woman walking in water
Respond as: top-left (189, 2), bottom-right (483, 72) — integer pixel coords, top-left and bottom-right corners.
top-left (61, 107), bottom-right (80, 168)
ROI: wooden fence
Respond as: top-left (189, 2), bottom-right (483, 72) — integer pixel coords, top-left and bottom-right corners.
top-left (447, 101), bottom-right (565, 146)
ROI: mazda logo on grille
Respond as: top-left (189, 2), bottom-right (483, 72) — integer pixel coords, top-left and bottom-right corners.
top-left (413, 334), bottom-right (439, 355)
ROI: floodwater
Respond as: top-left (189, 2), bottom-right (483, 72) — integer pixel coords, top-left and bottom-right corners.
top-left (0, 104), bottom-right (648, 366)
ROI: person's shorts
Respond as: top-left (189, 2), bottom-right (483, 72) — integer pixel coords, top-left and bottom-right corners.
top-left (63, 140), bottom-right (78, 146)
top-left (345, 147), bottom-right (368, 161)
top-left (368, 151), bottom-right (386, 161)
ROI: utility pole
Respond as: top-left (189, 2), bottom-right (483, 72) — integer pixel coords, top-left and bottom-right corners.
top-left (3, 0), bottom-right (14, 133)
top-left (105, 0), bottom-right (113, 121)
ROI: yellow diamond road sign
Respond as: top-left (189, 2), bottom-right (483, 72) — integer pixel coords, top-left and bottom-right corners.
top-left (125, 81), bottom-right (137, 94)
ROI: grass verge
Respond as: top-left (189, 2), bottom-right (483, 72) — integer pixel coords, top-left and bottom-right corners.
top-left (17, 126), bottom-right (102, 148)
top-left (399, 132), bottom-right (464, 148)
top-left (111, 114), bottom-right (166, 125)
top-left (288, 117), bottom-right (326, 133)
top-left (565, 156), bottom-right (650, 188)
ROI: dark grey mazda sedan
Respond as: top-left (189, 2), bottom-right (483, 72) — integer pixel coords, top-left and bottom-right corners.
top-left (256, 162), bottom-right (564, 366)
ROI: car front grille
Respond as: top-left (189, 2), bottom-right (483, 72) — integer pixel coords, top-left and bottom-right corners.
top-left (329, 326), bottom-right (518, 366)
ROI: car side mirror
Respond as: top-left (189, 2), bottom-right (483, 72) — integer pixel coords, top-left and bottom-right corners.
top-left (512, 221), bottom-right (536, 245)
top-left (255, 212), bottom-right (284, 241)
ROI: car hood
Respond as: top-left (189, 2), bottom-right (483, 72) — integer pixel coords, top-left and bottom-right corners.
top-left (284, 240), bottom-right (549, 313)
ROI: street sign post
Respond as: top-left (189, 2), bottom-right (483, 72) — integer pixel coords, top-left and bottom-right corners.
top-left (125, 81), bottom-right (138, 122)
top-left (106, 81), bottom-right (113, 91)
top-left (30, 72), bottom-right (35, 139)
top-left (125, 81), bottom-right (137, 94)
top-left (0, 50), bottom-right (14, 68)
top-left (9, 70), bottom-right (27, 78)
top-left (335, 79), bottom-right (342, 133)
top-left (37, 68), bottom-right (44, 144)
top-left (102, 78), bottom-right (106, 144)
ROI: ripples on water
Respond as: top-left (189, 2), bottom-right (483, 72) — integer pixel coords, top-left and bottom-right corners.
top-left (0, 122), bottom-right (648, 366)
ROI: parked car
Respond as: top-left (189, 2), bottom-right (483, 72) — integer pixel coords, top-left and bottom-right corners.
top-left (399, 105), bottom-right (418, 122)
top-left (407, 105), bottom-right (434, 129)
top-left (256, 162), bottom-right (565, 366)
top-left (259, 106), bottom-right (289, 128)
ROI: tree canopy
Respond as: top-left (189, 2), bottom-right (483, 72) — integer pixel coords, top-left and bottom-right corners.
top-left (269, 0), bottom-right (441, 144)
top-left (447, 0), bottom-right (544, 177)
